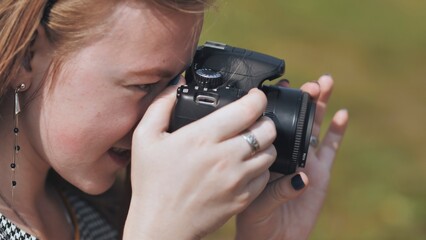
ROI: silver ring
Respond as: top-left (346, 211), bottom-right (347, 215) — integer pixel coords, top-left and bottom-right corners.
top-left (310, 135), bottom-right (319, 148)
top-left (243, 131), bottom-right (260, 155)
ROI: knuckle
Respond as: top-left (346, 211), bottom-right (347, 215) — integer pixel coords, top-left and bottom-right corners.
top-left (224, 174), bottom-right (244, 193)
top-left (227, 180), bottom-right (242, 193)
top-left (238, 100), bottom-right (260, 120)
top-left (256, 170), bottom-right (271, 188)
top-left (239, 90), bottom-right (267, 118)
top-left (213, 157), bottom-right (231, 172)
top-left (190, 134), bottom-right (211, 147)
top-left (263, 117), bottom-right (277, 139)
top-left (252, 90), bottom-right (268, 111)
top-left (233, 193), bottom-right (251, 213)
top-left (251, 88), bottom-right (268, 105)
top-left (269, 145), bottom-right (277, 160)
top-left (132, 126), bottom-right (147, 143)
top-left (238, 191), bottom-right (251, 205)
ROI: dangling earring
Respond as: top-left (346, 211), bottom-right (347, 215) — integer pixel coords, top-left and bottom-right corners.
top-left (11, 83), bottom-right (25, 192)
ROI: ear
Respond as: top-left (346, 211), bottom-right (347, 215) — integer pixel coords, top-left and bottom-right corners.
top-left (14, 26), bottom-right (53, 92)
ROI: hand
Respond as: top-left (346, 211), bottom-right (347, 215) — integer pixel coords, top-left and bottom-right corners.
top-left (124, 78), bottom-right (277, 240)
top-left (235, 75), bottom-right (349, 240)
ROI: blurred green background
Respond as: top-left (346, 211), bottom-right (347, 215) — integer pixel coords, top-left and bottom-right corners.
top-left (200, 0), bottom-right (426, 239)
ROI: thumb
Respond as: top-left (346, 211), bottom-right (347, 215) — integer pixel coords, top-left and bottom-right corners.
top-left (250, 172), bottom-right (309, 215)
top-left (134, 77), bottom-right (184, 140)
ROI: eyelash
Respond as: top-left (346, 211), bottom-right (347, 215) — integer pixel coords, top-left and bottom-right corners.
top-left (133, 74), bottom-right (181, 92)
top-left (135, 83), bottom-right (154, 92)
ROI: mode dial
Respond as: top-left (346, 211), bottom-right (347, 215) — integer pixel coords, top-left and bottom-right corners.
top-left (194, 68), bottom-right (223, 89)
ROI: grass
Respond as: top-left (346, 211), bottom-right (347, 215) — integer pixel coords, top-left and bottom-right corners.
top-left (200, 0), bottom-right (426, 239)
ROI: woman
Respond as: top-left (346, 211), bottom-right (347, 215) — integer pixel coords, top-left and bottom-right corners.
top-left (0, 0), bottom-right (349, 239)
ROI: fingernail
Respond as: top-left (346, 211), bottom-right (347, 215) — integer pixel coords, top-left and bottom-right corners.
top-left (309, 80), bottom-right (320, 87)
top-left (322, 73), bottom-right (332, 77)
top-left (279, 79), bottom-right (290, 84)
top-left (335, 109), bottom-right (349, 124)
top-left (291, 174), bottom-right (305, 191)
top-left (277, 79), bottom-right (290, 87)
top-left (340, 108), bottom-right (349, 114)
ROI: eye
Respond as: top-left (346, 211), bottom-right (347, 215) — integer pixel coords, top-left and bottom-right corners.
top-left (168, 74), bottom-right (181, 86)
top-left (135, 83), bottom-right (154, 92)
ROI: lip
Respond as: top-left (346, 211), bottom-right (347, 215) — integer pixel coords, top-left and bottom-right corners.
top-left (107, 148), bottom-right (131, 167)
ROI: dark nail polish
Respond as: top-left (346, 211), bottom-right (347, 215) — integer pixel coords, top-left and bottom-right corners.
top-left (277, 79), bottom-right (290, 87)
top-left (309, 81), bottom-right (320, 87)
top-left (291, 174), bottom-right (305, 191)
top-left (280, 79), bottom-right (290, 84)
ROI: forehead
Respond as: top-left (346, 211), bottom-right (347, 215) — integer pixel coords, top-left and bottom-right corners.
top-left (97, 2), bottom-right (204, 74)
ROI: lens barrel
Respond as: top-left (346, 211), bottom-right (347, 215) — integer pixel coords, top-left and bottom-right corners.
top-left (261, 85), bottom-right (316, 175)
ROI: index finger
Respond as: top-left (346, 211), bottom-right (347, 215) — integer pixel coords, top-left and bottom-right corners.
top-left (301, 75), bottom-right (334, 137)
top-left (135, 78), bottom-right (184, 140)
top-left (177, 88), bottom-right (268, 142)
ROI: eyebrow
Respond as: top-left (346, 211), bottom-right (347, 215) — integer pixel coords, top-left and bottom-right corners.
top-left (128, 67), bottom-right (176, 79)
top-left (128, 62), bottom-right (191, 81)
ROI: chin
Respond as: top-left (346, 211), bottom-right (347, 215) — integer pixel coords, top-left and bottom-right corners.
top-left (49, 167), bottom-right (120, 195)
top-left (74, 176), bottom-right (116, 196)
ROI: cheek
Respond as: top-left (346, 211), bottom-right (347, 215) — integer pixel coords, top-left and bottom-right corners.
top-left (39, 99), bottom-right (140, 159)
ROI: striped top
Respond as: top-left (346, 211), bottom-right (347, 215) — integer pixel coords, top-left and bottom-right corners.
top-left (0, 191), bottom-right (119, 240)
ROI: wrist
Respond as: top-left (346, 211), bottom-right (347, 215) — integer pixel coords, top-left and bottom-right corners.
top-left (123, 197), bottom-right (202, 240)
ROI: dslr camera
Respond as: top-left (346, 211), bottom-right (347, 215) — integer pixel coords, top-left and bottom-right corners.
top-left (170, 42), bottom-right (316, 175)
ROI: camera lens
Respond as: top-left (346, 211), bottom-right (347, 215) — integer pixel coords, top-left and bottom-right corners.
top-left (261, 85), bottom-right (316, 175)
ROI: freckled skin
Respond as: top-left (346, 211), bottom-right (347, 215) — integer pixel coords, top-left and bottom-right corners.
top-left (21, 3), bottom-right (203, 194)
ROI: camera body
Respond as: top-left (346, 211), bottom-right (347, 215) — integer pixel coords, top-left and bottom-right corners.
top-left (169, 42), bottom-right (316, 175)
